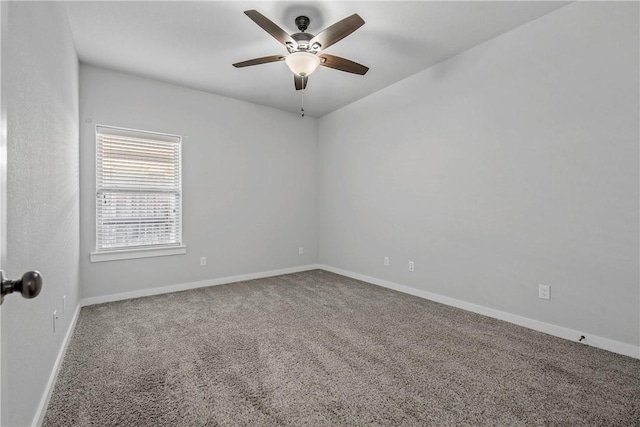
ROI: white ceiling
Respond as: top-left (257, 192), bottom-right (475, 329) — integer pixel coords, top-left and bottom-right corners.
top-left (64, 1), bottom-right (570, 117)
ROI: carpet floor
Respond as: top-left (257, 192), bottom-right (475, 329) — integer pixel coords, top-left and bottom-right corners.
top-left (43, 270), bottom-right (639, 426)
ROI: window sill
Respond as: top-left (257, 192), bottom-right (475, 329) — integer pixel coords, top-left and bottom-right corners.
top-left (90, 245), bottom-right (187, 263)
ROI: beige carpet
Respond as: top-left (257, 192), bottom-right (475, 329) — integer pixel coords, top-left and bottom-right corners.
top-left (43, 270), bottom-right (639, 426)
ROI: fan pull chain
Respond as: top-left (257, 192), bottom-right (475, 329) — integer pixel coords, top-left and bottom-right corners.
top-left (301, 77), bottom-right (305, 117)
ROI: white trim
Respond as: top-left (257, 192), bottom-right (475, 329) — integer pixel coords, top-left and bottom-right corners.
top-left (0, 3), bottom-right (7, 424)
top-left (317, 265), bottom-right (640, 360)
top-left (95, 124), bottom-right (182, 142)
top-left (90, 245), bottom-right (187, 263)
top-left (33, 303), bottom-right (81, 427)
top-left (81, 264), bottom-right (321, 306)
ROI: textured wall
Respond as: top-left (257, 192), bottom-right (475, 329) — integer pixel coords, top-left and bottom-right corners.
top-left (79, 65), bottom-right (318, 299)
top-left (1, 2), bottom-right (79, 426)
top-left (318, 2), bottom-right (639, 346)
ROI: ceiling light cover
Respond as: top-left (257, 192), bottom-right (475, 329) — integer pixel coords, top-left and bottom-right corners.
top-left (285, 52), bottom-right (321, 77)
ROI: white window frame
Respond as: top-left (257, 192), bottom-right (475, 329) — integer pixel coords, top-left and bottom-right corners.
top-left (90, 125), bottom-right (186, 263)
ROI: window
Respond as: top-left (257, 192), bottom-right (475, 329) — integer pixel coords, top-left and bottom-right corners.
top-left (90, 125), bottom-right (186, 262)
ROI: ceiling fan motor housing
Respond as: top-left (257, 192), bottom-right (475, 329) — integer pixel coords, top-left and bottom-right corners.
top-left (290, 32), bottom-right (315, 52)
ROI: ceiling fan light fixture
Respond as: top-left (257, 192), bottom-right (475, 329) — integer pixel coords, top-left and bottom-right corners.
top-left (285, 52), bottom-right (321, 77)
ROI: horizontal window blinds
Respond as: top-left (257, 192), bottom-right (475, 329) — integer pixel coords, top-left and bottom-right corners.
top-left (96, 126), bottom-right (182, 251)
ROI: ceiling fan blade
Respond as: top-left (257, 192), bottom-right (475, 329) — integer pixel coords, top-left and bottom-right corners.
top-left (244, 10), bottom-right (297, 49)
top-left (309, 14), bottom-right (364, 52)
top-left (233, 55), bottom-right (285, 68)
top-left (294, 75), bottom-right (308, 91)
top-left (319, 54), bottom-right (369, 75)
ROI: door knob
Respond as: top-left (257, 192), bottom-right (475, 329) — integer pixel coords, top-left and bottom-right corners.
top-left (0, 270), bottom-right (43, 304)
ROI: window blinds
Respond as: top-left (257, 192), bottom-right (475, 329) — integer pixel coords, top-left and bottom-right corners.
top-left (96, 126), bottom-right (182, 251)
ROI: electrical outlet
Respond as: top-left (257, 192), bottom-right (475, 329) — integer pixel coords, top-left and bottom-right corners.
top-left (384, 256), bottom-right (390, 267)
top-left (200, 257), bottom-right (207, 266)
top-left (538, 284), bottom-right (550, 300)
top-left (62, 295), bottom-right (66, 314)
top-left (299, 247), bottom-right (304, 255)
top-left (409, 261), bottom-right (415, 272)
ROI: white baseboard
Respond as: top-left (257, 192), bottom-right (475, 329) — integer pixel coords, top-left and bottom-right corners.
top-left (32, 303), bottom-right (81, 427)
top-left (80, 264), bottom-right (321, 307)
top-left (317, 264), bottom-right (640, 360)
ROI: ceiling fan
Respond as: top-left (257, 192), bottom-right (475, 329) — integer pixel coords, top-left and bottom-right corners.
top-left (233, 10), bottom-right (369, 91)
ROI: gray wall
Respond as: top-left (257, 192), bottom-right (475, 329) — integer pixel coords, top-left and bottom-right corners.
top-left (317, 2), bottom-right (639, 347)
top-left (79, 65), bottom-right (318, 299)
top-left (1, 2), bottom-right (79, 426)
